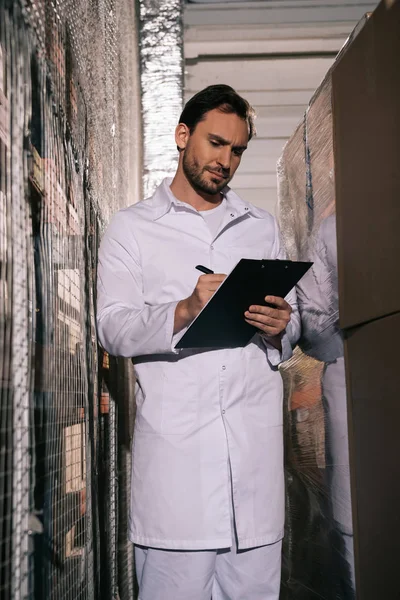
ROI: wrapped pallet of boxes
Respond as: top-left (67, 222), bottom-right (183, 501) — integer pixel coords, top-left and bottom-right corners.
top-left (278, 2), bottom-right (400, 599)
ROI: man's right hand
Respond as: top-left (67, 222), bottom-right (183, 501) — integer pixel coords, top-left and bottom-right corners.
top-left (174, 274), bottom-right (226, 334)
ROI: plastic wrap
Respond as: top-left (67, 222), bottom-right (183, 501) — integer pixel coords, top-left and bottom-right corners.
top-left (139, 0), bottom-right (184, 197)
top-left (277, 19), bottom-right (370, 599)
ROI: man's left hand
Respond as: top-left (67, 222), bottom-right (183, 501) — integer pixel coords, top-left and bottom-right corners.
top-left (244, 295), bottom-right (292, 338)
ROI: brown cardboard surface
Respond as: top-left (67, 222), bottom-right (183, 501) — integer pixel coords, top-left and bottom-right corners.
top-left (332, 0), bottom-right (400, 330)
top-left (344, 311), bottom-right (400, 599)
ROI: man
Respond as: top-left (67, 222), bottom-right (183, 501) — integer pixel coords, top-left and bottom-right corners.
top-left (97, 85), bottom-right (300, 599)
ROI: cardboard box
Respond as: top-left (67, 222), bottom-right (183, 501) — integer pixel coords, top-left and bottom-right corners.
top-left (344, 311), bottom-right (400, 600)
top-left (332, 0), bottom-right (400, 329)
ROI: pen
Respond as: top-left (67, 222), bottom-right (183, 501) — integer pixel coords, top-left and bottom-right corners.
top-left (196, 265), bottom-right (214, 275)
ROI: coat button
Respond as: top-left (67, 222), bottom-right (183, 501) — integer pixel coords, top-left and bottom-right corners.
top-left (222, 365), bottom-right (226, 370)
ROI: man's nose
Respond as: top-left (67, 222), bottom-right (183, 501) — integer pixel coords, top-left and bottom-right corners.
top-left (217, 148), bottom-right (231, 171)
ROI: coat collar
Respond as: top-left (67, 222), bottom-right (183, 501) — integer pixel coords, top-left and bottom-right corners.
top-left (150, 178), bottom-right (265, 221)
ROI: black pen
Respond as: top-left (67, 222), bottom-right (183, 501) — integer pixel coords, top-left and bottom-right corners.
top-left (196, 265), bottom-right (214, 275)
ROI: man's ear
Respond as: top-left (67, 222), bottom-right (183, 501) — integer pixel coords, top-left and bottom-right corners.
top-left (175, 123), bottom-right (190, 152)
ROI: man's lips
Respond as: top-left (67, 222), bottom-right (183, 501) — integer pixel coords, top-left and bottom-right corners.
top-left (207, 169), bottom-right (228, 181)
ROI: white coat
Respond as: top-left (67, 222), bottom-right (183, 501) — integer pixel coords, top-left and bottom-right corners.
top-left (96, 178), bottom-right (300, 550)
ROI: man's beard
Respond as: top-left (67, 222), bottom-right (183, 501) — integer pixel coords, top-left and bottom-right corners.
top-left (182, 152), bottom-right (230, 195)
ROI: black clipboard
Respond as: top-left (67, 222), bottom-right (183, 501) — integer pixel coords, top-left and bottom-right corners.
top-left (175, 259), bottom-right (312, 349)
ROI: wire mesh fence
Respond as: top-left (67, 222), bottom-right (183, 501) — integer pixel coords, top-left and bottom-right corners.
top-left (0, 0), bottom-right (141, 597)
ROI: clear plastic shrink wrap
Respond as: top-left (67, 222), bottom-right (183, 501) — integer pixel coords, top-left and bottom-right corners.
top-left (277, 18), bottom-right (369, 599)
top-left (139, 0), bottom-right (184, 197)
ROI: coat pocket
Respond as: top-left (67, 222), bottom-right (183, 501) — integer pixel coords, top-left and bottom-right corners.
top-left (160, 359), bottom-right (199, 435)
top-left (245, 344), bottom-right (284, 426)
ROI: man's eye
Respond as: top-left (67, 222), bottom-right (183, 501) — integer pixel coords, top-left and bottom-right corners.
top-left (233, 150), bottom-right (243, 157)
top-left (210, 141), bottom-right (220, 147)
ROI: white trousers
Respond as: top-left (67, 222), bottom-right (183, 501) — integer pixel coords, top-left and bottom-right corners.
top-left (135, 539), bottom-right (282, 600)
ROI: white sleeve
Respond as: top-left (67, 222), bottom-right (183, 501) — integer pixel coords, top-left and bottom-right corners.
top-left (96, 213), bottom-right (180, 358)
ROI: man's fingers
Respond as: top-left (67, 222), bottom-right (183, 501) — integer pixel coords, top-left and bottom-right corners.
top-left (198, 274), bottom-right (225, 291)
top-left (247, 305), bottom-right (290, 324)
top-left (194, 274), bottom-right (226, 300)
top-left (265, 295), bottom-right (292, 312)
top-left (199, 273), bottom-right (226, 283)
top-left (244, 317), bottom-right (281, 336)
top-left (248, 305), bottom-right (282, 317)
top-left (245, 311), bottom-right (286, 327)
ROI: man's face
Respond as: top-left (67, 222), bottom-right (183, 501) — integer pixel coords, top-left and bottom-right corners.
top-left (181, 108), bottom-right (249, 196)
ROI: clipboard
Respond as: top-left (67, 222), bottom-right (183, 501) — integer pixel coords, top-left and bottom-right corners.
top-left (175, 259), bottom-right (312, 349)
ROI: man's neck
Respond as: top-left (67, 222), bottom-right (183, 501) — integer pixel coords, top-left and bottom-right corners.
top-left (170, 171), bottom-right (223, 211)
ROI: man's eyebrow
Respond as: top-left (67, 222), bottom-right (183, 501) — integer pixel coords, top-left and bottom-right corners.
top-left (208, 133), bottom-right (247, 152)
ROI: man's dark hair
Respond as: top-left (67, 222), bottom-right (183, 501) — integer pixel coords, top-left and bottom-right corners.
top-left (179, 84), bottom-right (256, 141)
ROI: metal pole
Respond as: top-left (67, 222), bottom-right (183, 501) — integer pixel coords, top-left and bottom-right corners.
top-left (10, 21), bottom-right (32, 598)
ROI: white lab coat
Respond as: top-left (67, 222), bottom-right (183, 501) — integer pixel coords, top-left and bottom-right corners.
top-left (97, 178), bottom-right (300, 550)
